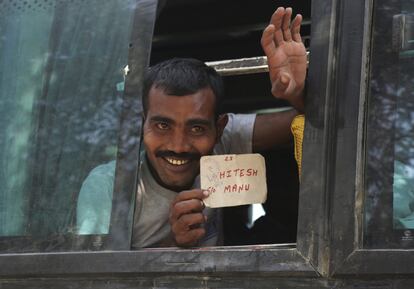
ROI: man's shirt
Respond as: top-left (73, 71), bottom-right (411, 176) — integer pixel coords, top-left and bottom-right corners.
top-left (77, 113), bottom-right (256, 248)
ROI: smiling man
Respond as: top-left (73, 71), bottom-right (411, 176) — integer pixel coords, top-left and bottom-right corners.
top-left (77, 7), bottom-right (307, 248)
top-left (133, 58), bottom-right (256, 247)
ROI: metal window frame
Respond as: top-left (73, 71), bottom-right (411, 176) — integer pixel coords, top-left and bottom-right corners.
top-left (331, 0), bottom-right (414, 275)
top-left (301, 0), bottom-right (414, 276)
top-left (205, 53), bottom-right (309, 76)
top-left (103, 0), bottom-right (158, 251)
top-left (0, 245), bottom-right (318, 277)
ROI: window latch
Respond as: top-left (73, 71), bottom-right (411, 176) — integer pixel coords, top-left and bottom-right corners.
top-left (392, 14), bottom-right (414, 53)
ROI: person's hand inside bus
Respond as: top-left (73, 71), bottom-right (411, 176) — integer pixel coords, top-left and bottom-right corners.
top-left (261, 7), bottom-right (307, 113)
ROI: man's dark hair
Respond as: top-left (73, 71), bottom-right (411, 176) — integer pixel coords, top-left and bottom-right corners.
top-left (143, 58), bottom-right (224, 118)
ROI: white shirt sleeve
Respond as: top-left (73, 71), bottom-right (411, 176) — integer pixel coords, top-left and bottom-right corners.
top-left (77, 161), bottom-right (115, 234)
top-left (214, 113), bottom-right (256, 155)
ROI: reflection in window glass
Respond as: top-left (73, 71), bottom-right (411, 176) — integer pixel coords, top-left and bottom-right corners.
top-left (364, 1), bottom-right (414, 248)
top-left (0, 0), bottom-right (136, 238)
top-left (393, 5), bottom-right (414, 232)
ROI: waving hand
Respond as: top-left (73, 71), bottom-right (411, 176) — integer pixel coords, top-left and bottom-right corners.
top-left (261, 7), bottom-right (307, 112)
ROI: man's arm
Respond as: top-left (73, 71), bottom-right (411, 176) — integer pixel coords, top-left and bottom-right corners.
top-left (253, 7), bottom-right (307, 152)
top-left (253, 109), bottom-right (298, 152)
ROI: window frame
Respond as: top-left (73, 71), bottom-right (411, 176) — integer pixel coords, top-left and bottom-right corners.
top-left (103, 0), bottom-right (158, 251)
top-left (302, 0), bottom-right (414, 276)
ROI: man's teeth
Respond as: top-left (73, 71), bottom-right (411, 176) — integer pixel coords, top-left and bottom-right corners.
top-left (165, 158), bottom-right (189, 165)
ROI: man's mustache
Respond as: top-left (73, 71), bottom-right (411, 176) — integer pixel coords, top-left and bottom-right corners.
top-left (155, 150), bottom-right (201, 160)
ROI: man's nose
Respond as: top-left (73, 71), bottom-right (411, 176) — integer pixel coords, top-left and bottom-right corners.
top-left (168, 131), bottom-right (191, 153)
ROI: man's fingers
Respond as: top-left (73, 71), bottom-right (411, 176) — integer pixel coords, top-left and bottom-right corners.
top-left (291, 14), bottom-right (303, 42)
top-left (171, 189), bottom-right (208, 206)
top-left (261, 25), bottom-right (277, 57)
top-left (170, 198), bottom-right (205, 221)
top-left (171, 212), bottom-right (207, 247)
top-left (172, 212), bottom-right (206, 233)
top-left (169, 191), bottom-right (208, 247)
top-left (270, 7), bottom-right (285, 45)
top-left (174, 228), bottom-right (206, 247)
top-left (270, 7), bottom-right (302, 44)
top-left (282, 7), bottom-right (293, 41)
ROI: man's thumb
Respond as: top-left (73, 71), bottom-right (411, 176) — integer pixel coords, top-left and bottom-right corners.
top-left (272, 72), bottom-right (291, 98)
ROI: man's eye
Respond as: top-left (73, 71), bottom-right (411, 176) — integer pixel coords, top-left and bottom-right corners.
top-left (191, 126), bottom-right (205, 134)
top-left (156, 122), bottom-right (169, 130)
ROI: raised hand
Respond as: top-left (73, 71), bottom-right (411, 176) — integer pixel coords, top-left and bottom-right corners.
top-left (261, 7), bottom-right (307, 112)
top-left (169, 189), bottom-right (209, 247)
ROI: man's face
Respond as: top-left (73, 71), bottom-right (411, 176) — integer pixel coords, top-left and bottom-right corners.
top-left (143, 86), bottom-right (226, 192)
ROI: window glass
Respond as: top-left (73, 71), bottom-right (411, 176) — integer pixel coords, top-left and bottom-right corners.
top-left (364, 1), bottom-right (414, 248)
top-left (0, 0), bottom-right (136, 251)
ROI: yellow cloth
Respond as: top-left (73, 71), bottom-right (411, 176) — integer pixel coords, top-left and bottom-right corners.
top-left (291, 114), bottom-right (305, 179)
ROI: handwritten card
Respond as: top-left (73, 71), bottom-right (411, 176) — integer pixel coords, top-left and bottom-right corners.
top-left (200, 154), bottom-right (267, 208)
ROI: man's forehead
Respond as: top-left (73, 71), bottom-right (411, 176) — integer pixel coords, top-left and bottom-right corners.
top-left (147, 86), bottom-right (216, 112)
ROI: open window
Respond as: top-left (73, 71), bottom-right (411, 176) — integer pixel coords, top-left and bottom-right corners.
top-left (151, 0), bottom-right (311, 247)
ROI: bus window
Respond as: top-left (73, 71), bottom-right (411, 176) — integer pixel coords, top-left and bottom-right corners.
top-left (364, 1), bottom-right (414, 249)
top-left (0, 0), bottom-right (138, 252)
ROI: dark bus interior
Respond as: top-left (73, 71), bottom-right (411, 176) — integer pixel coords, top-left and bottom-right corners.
top-left (151, 0), bottom-right (312, 245)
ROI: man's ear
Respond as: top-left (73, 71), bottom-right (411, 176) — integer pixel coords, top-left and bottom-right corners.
top-left (215, 113), bottom-right (228, 143)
